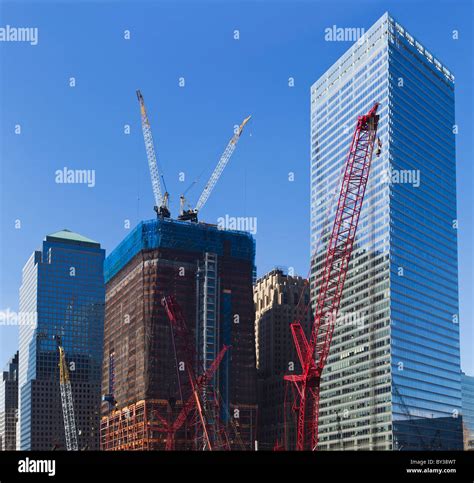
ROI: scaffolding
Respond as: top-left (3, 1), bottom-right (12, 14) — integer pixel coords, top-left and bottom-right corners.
top-left (101, 217), bottom-right (257, 450)
top-left (195, 253), bottom-right (219, 445)
top-left (101, 400), bottom-right (173, 451)
top-left (104, 218), bottom-right (255, 283)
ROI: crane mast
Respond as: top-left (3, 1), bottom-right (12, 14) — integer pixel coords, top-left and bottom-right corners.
top-left (179, 115), bottom-right (251, 222)
top-left (136, 90), bottom-right (170, 218)
top-left (57, 341), bottom-right (79, 451)
top-left (284, 102), bottom-right (380, 451)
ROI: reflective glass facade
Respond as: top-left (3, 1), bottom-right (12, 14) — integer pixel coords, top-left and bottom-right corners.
top-left (461, 373), bottom-right (474, 450)
top-left (17, 230), bottom-right (105, 450)
top-left (311, 13), bottom-right (462, 450)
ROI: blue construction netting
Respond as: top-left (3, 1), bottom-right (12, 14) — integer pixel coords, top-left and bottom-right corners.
top-left (104, 218), bottom-right (256, 283)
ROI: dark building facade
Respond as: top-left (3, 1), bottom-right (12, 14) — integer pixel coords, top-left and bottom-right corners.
top-left (100, 218), bottom-right (257, 450)
top-left (17, 230), bottom-right (105, 450)
top-left (254, 269), bottom-right (312, 450)
top-left (0, 352), bottom-right (19, 450)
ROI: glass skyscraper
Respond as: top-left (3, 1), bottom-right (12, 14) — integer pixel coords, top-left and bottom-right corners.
top-left (311, 12), bottom-right (462, 450)
top-left (17, 230), bottom-right (105, 450)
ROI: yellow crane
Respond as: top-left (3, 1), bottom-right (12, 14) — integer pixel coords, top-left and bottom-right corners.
top-left (56, 336), bottom-right (79, 451)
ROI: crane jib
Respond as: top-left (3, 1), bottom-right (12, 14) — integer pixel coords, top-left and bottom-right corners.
top-left (194, 115), bottom-right (251, 215)
top-left (284, 102), bottom-right (380, 451)
top-left (136, 90), bottom-right (169, 217)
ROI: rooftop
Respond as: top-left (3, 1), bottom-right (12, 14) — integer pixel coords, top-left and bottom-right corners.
top-left (46, 229), bottom-right (100, 247)
top-left (312, 12), bottom-right (454, 101)
top-left (104, 218), bottom-right (255, 283)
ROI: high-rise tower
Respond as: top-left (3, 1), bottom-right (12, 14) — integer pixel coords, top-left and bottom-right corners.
top-left (17, 230), bottom-right (105, 450)
top-left (311, 13), bottom-right (462, 450)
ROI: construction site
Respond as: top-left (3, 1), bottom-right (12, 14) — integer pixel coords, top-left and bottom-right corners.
top-left (19, 65), bottom-right (464, 455)
top-left (97, 87), bottom-right (381, 452)
top-left (2, 9), bottom-right (470, 483)
top-left (99, 92), bottom-right (257, 450)
top-left (50, 83), bottom-right (454, 453)
top-left (36, 11), bottom-right (463, 453)
top-left (53, 49), bottom-right (459, 452)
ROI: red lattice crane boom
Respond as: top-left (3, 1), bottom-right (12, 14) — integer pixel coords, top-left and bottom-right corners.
top-left (162, 295), bottom-right (230, 450)
top-left (284, 103), bottom-right (380, 451)
top-left (166, 345), bottom-right (229, 450)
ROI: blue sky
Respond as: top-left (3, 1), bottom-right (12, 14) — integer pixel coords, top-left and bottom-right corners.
top-left (0, 0), bottom-right (472, 373)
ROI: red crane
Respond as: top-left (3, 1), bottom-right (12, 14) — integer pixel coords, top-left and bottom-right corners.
top-left (162, 295), bottom-right (230, 450)
top-left (150, 344), bottom-right (229, 450)
top-left (165, 345), bottom-right (229, 450)
top-left (284, 103), bottom-right (380, 451)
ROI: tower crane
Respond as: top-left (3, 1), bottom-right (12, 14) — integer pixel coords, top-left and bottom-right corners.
top-left (284, 102), bottom-right (380, 451)
top-left (179, 115), bottom-right (251, 222)
top-left (55, 336), bottom-right (79, 451)
top-left (136, 90), bottom-right (170, 218)
top-left (179, 180), bottom-right (198, 220)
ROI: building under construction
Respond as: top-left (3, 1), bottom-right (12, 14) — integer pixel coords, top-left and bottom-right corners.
top-left (100, 218), bottom-right (257, 450)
